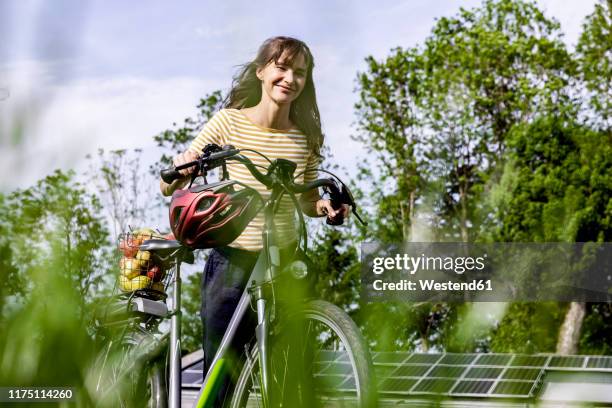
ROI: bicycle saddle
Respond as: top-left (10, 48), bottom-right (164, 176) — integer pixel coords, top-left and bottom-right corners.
top-left (140, 239), bottom-right (194, 264)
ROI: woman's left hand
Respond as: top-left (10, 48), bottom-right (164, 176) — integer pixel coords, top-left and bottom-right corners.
top-left (315, 199), bottom-right (350, 221)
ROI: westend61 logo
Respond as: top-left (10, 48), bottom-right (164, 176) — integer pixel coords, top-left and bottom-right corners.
top-left (372, 253), bottom-right (487, 275)
top-left (361, 243), bottom-right (612, 302)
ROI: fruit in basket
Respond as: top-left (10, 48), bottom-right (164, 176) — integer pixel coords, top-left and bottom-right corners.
top-left (146, 265), bottom-right (164, 282)
top-left (118, 275), bottom-right (131, 292)
top-left (131, 275), bottom-right (151, 290)
top-left (119, 257), bottom-right (142, 279)
top-left (133, 228), bottom-right (159, 242)
top-left (119, 239), bottom-right (139, 258)
top-left (136, 250), bottom-right (151, 262)
top-left (152, 282), bottom-right (165, 292)
top-left (118, 275), bottom-right (151, 291)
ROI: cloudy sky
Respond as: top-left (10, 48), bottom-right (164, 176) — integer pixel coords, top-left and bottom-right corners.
top-left (0, 0), bottom-right (598, 191)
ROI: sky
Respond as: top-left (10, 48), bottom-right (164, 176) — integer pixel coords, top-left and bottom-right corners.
top-left (0, 0), bottom-right (599, 192)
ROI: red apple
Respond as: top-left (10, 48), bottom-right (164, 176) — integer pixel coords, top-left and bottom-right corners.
top-left (147, 265), bottom-right (164, 282)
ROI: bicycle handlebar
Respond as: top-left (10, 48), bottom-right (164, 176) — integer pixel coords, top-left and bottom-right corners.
top-left (160, 145), bottom-right (366, 226)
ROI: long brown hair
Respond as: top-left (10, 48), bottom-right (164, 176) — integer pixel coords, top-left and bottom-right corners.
top-left (224, 36), bottom-right (323, 158)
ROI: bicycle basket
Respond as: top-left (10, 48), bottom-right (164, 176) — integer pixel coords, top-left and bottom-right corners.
top-left (117, 228), bottom-right (173, 296)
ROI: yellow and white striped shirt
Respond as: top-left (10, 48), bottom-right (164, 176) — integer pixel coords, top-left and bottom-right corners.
top-left (189, 108), bottom-right (320, 251)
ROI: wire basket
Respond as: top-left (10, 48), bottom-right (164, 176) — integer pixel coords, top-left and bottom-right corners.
top-left (116, 229), bottom-right (173, 298)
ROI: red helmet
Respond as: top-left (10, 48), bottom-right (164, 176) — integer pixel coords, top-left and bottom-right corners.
top-left (169, 180), bottom-right (262, 249)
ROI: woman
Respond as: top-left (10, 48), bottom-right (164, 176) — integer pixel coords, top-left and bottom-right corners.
top-left (159, 36), bottom-right (348, 390)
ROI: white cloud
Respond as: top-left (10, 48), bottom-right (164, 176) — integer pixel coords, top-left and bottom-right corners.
top-left (536, 0), bottom-right (597, 48)
top-left (0, 60), bottom-right (221, 191)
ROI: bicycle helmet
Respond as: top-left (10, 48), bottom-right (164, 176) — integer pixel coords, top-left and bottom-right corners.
top-left (169, 180), bottom-right (262, 249)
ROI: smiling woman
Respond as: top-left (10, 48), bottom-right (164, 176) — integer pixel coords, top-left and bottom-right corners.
top-left (158, 35), bottom-right (350, 403)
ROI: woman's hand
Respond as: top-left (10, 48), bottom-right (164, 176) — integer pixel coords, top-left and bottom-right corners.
top-left (174, 150), bottom-right (199, 176)
top-left (316, 199), bottom-right (350, 222)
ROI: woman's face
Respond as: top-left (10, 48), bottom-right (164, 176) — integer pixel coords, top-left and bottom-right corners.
top-left (256, 51), bottom-right (308, 106)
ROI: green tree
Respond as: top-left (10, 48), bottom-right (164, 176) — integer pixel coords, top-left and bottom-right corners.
top-left (0, 170), bottom-right (110, 318)
top-left (491, 115), bottom-right (612, 353)
top-left (576, 0), bottom-right (612, 131)
top-left (0, 170), bottom-right (110, 405)
top-left (353, 0), bottom-right (576, 352)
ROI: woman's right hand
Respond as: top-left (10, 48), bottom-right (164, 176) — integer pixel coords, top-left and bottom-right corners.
top-left (173, 150), bottom-right (199, 176)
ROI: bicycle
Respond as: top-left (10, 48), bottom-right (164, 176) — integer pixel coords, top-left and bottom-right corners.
top-left (91, 143), bottom-right (377, 408)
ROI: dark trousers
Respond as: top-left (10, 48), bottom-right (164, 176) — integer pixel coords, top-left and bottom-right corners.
top-left (200, 246), bottom-right (259, 399)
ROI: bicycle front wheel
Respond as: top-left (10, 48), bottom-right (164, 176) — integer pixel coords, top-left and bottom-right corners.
top-left (230, 299), bottom-right (376, 408)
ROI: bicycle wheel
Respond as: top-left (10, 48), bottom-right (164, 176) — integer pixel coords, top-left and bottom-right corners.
top-left (92, 330), bottom-right (168, 408)
top-left (230, 299), bottom-right (376, 408)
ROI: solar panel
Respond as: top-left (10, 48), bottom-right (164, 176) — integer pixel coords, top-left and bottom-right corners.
top-left (511, 355), bottom-right (548, 367)
top-left (587, 357), bottom-right (612, 369)
top-left (549, 356), bottom-right (585, 368)
top-left (378, 377), bottom-right (418, 393)
top-left (439, 354), bottom-right (477, 365)
top-left (503, 368), bottom-right (541, 381)
top-left (406, 353), bottom-right (442, 364)
top-left (475, 354), bottom-right (512, 366)
top-left (413, 378), bottom-right (456, 393)
top-left (373, 351), bottom-right (410, 364)
top-left (493, 380), bottom-right (534, 396)
top-left (465, 367), bottom-right (503, 379)
top-left (374, 364), bottom-right (399, 377)
top-left (180, 350), bottom-right (612, 403)
top-left (429, 365), bottom-right (467, 378)
top-left (391, 364), bottom-right (431, 377)
top-left (452, 379), bottom-right (494, 394)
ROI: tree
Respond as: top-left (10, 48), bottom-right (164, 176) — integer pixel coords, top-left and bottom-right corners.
top-left (0, 170), bottom-right (110, 404)
top-left (491, 115), bottom-right (612, 353)
top-left (576, 0), bottom-right (612, 131)
top-left (354, 48), bottom-right (423, 242)
top-left (0, 170), bottom-right (110, 317)
top-left (353, 0), bottom-right (576, 352)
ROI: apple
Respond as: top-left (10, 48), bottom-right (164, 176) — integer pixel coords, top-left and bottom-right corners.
top-left (146, 265), bottom-right (163, 282)
top-left (130, 275), bottom-right (151, 290)
top-left (136, 250), bottom-right (151, 262)
top-left (118, 275), bottom-right (131, 292)
top-left (119, 257), bottom-right (145, 278)
top-left (119, 239), bottom-right (138, 258)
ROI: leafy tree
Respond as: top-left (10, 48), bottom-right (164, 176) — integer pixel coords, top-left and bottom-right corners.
top-left (353, 0), bottom-right (577, 353)
top-left (0, 170), bottom-right (110, 405)
top-left (0, 170), bottom-right (110, 320)
top-left (576, 0), bottom-right (612, 131)
top-left (354, 48), bottom-right (424, 242)
top-left (491, 114), bottom-right (612, 353)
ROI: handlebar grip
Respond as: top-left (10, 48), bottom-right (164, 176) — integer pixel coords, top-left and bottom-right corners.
top-left (326, 182), bottom-right (345, 226)
top-left (160, 168), bottom-right (183, 184)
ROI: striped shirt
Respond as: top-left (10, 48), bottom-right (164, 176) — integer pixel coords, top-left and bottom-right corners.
top-left (189, 108), bottom-right (320, 251)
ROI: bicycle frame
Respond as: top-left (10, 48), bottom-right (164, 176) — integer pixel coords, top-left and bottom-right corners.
top-left (191, 183), bottom-right (291, 408)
